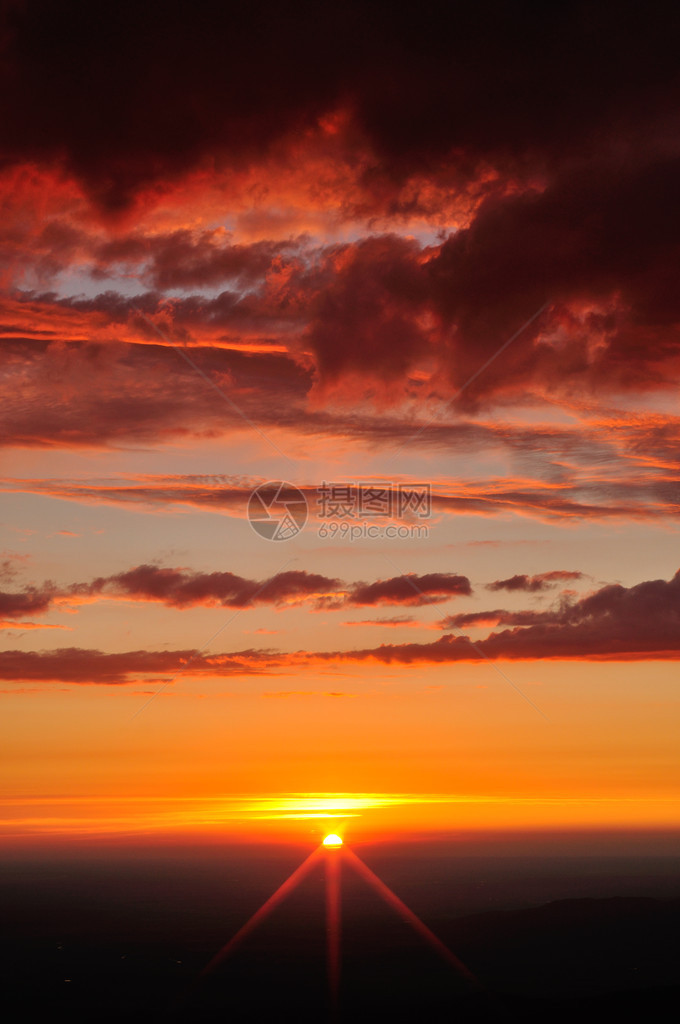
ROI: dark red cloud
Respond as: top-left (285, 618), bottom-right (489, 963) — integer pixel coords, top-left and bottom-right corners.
top-left (90, 566), bottom-right (340, 609)
top-left (4, 211), bottom-right (680, 443)
top-left (302, 168), bottom-right (680, 403)
top-left (0, 583), bottom-right (55, 618)
top-left (0, 565), bottom-right (472, 621)
top-left (487, 571), bottom-right (584, 593)
top-left (5, 569), bottom-right (680, 683)
top-left (6, 274), bottom-right (680, 477)
top-left (425, 159), bottom-right (680, 405)
top-left (437, 571), bottom-right (680, 658)
top-left (439, 609), bottom-right (557, 630)
top-left (0, 566), bottom-right (344, 621)
top-left (0, 646), bottom-right (272, 684)
top-left (226, 567), bottom-right (680, 665)
top-left (345, 573), bottom-right (471, 607)
top-left (97, 566), bottom-right (472, 611)
top-left (306, 235), bottom-right (429, 384)
top-left (0, 324), bottom-right (313, 449)
top-left (342, 616), bottom-right (418, 627)
top-left (94, 231), bottom-right (302, 292)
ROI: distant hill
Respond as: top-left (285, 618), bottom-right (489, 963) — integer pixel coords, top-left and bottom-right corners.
top-left (5, 894), bottom-right (678, 1022)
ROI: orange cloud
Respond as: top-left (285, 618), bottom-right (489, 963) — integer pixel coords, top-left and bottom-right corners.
top-left (4, 461), bottom-right (679, 524)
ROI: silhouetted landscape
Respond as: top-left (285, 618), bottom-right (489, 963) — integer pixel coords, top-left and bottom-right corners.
top-left (3, 834), bottom-right (679, 1022)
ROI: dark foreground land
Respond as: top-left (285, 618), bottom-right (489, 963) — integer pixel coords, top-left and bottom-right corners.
top-left (1, 838), bottom-right (679, 1022)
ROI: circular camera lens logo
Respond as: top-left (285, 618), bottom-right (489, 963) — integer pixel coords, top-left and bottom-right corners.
top-left (248, 481), bottom-right (308, 541)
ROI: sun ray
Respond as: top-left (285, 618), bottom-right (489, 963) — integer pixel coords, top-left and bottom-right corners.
top-left (325, 844), bottom-right (341, 1012)
top-left (343, 846), bottom-right (481, 989)
top-left (201, 845), bottom-right (323, 976)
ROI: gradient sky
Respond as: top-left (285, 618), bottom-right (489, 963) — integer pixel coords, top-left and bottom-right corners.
top-left (1, 0), bottom-right (679, 844)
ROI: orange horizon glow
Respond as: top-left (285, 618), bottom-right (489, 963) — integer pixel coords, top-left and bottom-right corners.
top-left (2, 789), bottom-right (680, 846)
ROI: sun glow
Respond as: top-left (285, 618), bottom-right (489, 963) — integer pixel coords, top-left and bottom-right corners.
top-left (323, 833), bottom-right (343, 847)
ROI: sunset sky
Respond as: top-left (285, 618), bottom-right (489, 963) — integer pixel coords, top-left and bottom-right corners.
top-left (2, 0), bottom-right (679, 845)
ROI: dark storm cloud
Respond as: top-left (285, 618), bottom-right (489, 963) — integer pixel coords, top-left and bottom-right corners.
top-left (302, 162), bottom-right (680, 402)
top-left (0, 0), bottom-right (360, 210)
top-left (426, 158), bottom-right (680, 404)
top-left (3, 2), bottom-right (680, 407)
top-left (3, 1), bottom-right (679, 209)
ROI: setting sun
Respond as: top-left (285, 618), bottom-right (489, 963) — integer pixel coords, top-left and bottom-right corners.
top-left (323, 834), bottom-right (343, 848)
